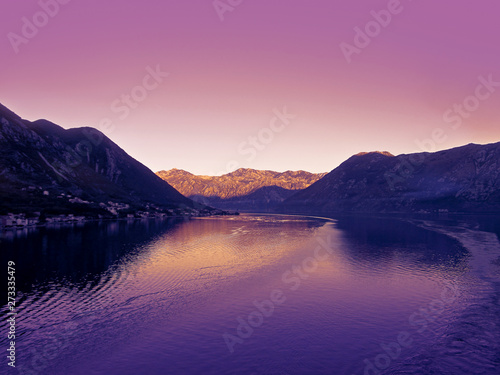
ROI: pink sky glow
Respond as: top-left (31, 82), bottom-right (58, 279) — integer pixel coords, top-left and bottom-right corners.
top-left (1, 0), bottom-right (499, 175)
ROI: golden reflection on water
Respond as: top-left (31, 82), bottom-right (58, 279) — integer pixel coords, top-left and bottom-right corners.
top-left (135, 217), bottom-right (321, 269)
top-left (107, 216), bottom-right (327, 306)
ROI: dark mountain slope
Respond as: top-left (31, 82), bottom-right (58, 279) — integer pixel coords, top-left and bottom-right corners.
top-left (192, 185), bottom-right (297, 211)
top-left (0, 103), bottom-right (197, 215)
top-left (278, 144), bottom-right (500, 214)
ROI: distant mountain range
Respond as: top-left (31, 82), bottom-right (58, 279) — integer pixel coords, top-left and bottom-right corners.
top-left (156, 168), bottom-right (326, 211)
top-left (2, 102), bottom-right (498, 217)
top-left (277, 144), bottom-right (500, 214)
top-left (0, 103), bottom-right (208, 217)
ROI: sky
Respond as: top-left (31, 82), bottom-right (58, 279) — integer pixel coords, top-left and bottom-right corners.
top-left (1, 0), bottom-right (499, 175)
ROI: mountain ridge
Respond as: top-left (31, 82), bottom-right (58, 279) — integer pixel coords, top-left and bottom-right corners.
top-left (277, 141), bottom-right (500, 214)
top-left (156, 168), bottom-right (326, 211)
top-left (0, 103), bottom-right (207, 217)
top-left (156, 168), bottom-right (327, 200)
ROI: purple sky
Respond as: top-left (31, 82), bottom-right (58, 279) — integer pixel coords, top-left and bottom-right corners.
top-left (1, 0), bottom-right (499, 175)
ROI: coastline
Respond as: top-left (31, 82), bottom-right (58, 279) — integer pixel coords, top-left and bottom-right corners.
top-left (0, 210), bottom-right (239, 231)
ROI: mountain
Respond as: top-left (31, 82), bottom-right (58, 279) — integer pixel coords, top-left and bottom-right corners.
top-left (0, 103), bottom-right (205, 217)
top-left (191, 186), bottom-right (297, 211)
top-left (156, 168), bottom-right (326, 198)
top-left (277, 144), bottom-right (500, 214)
top-left (156, 168), bottom-right (326, 211)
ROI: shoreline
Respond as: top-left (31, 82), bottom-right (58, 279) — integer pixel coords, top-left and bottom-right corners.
top-left (0, 211), bottom-right (238, 231)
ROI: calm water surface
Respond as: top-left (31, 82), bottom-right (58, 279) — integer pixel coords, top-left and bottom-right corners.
top-left (1, 214), bottom-right (499, 374)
